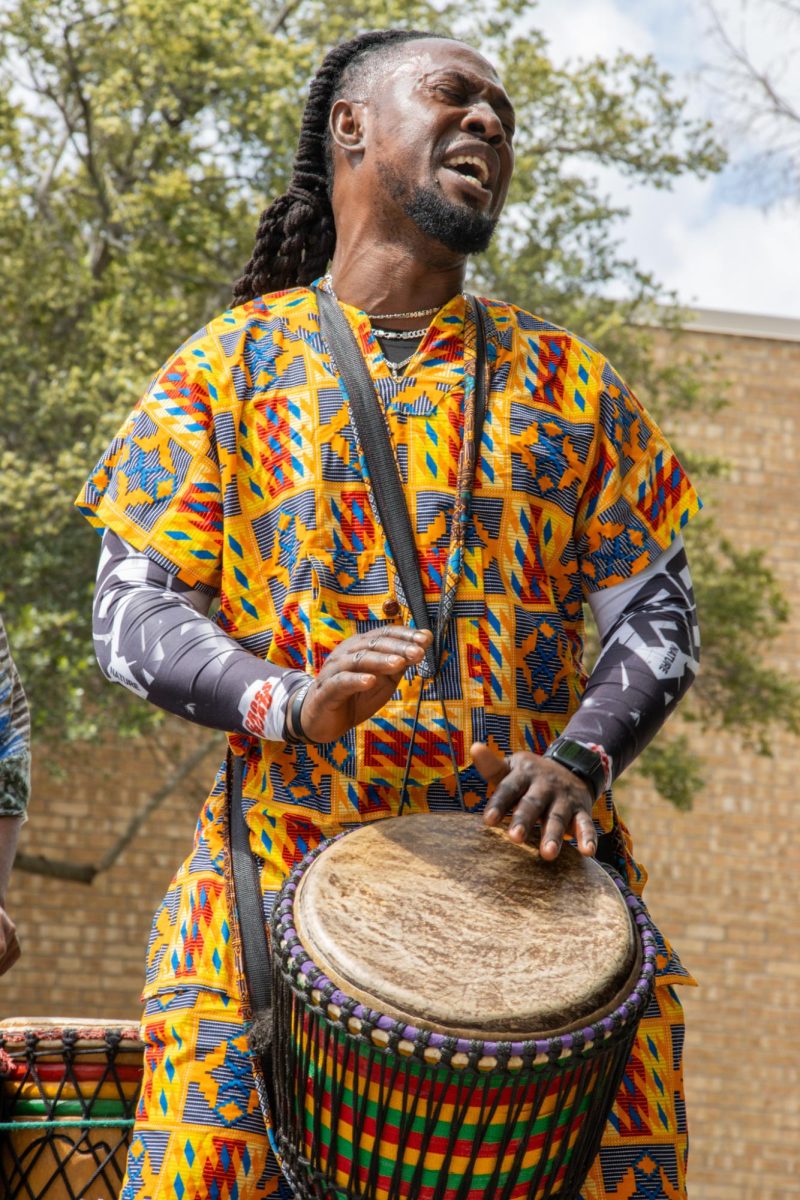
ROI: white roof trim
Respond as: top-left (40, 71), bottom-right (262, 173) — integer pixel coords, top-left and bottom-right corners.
top-left (679, 307), bottom-right (800, 343)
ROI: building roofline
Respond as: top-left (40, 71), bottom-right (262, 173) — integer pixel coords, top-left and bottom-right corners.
top-left (679, 306), bottom-right (800, 343)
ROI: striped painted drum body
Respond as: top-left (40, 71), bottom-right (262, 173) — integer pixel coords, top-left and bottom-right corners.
top-left (0, 1019), bottom-right (144, 1200)
top-left (269, 814), bottom-right (657, 1200)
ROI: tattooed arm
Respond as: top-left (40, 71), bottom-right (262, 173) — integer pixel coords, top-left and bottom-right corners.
top-left (560, 536), bottom-right (700, 787)
top-left (93, 530), bottom-right (309, 739)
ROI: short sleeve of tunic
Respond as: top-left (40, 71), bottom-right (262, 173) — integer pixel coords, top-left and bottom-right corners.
top-left (75, 326), bottom-right (227, 594)
top-left (575, 359), bottom-right (701, 593)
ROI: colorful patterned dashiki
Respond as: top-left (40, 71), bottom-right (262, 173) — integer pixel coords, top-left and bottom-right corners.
top-left (77, 287), bottom-right (700, 1199)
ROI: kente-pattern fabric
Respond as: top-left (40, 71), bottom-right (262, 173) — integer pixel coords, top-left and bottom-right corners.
top-left (76, 287), bottom-right (700, 920)
top-left (76, 287), bottom-right (699, 1198)
top-left (120, 982), bottom-right (688, 1199)
top-left (0, 615), bottom-right (31, 818)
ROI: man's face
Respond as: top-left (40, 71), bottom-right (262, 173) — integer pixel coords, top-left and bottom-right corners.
top-left (351, 39), bottom-right (516, 254)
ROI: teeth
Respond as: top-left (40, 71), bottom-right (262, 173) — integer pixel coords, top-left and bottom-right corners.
top-left (447, 155), bottom-right (490, 186)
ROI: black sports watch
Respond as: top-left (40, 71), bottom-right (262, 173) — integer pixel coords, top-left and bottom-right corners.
top-left (542, 737), bottom-right (607, 802)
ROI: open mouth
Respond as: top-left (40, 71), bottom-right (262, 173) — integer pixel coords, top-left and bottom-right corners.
top-left (445, 155), bottom-right (491, 187)
top-left (440, 156), bottom-right (493, 205)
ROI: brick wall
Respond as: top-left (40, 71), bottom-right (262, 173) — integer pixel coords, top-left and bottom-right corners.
top-left (627, 322), bottom-right (800, 1198)
top-left (3, 317), bottom-right (798, 1197)
top-left (3, 722), bottom-right (226, 1019)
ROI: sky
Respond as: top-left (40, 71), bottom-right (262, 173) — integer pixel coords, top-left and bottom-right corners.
top-left (525, 0), bottom-right (800, 319)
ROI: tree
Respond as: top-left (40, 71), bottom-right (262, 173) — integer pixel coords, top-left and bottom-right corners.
top-left (705, 0), bottom-right (800, 205)
top-left (0, 0), bottom-right (796, 838)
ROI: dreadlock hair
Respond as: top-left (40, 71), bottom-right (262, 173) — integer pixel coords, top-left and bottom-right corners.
top-left (232, 29), bottom-right (448, 306)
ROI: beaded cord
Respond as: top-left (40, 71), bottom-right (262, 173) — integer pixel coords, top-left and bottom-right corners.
top-left (270, 831), bottom-right (657, 1074)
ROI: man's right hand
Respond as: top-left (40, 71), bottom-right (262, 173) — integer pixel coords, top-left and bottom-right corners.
top-left (0, 904), bottom-right (20, 974)
top-left (298, 625), bottom-right (433, 744)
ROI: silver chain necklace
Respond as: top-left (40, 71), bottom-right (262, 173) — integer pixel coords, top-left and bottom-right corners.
top-left (371, 325), bottom-right (430, 340)
top-left (385, 352), bottom-right (418, 381)
top-left (321, 273), bottom-right (447, 321)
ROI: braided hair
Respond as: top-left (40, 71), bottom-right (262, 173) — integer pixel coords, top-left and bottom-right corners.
top-left (232, 29), bottom-right (444, 305)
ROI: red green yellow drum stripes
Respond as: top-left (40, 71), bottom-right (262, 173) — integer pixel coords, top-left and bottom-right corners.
top-left (267, 824), bottom-right (659, 1200)
top-left (0, 1019), bottom-right (144, 1200)
top-left (294, 1024), bottom-right (593, 1198)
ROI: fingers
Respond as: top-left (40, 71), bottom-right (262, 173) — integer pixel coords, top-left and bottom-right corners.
top-left (299, 626), bottom-right (434, 744)
top-left (571, 806), bottom-right (599, 858)
top-left (0, 911), bottom-right (20, 975)
top-left (470, 741), bottom-right (510, 788)
top-left (320, 626), bottom-right (431, 690)
top-left (472, 744), bottom-right (596, 860)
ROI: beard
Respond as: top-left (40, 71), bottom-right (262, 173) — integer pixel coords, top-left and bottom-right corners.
top-left (378, 162), bottom-right (498, 255)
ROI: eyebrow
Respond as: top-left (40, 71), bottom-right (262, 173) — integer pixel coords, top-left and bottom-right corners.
top-left (433, 68), bottom-right (516, 124)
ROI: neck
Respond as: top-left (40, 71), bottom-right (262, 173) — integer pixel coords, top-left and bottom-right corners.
top-left (328, 226), bottom-right (467, 316)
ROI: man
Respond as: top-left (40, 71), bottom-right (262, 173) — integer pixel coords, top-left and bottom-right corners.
top-left (77, 29), bottom-right (700, 1200)
top-left (0, 614), bottom-right (29, 975)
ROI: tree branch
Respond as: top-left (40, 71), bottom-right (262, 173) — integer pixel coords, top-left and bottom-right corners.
top-left (707, 1), bottom-right (800, 125)
top-left (13, 740), bottom-right (219, 885)
top-left (35, 128), bottom-right (70, 216)
top-left (268, 0), bottom-right (304, 35)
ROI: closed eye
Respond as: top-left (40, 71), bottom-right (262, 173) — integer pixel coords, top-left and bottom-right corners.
top-left (435, 83), bottom-right (468, 103)
top-left (432, 77), bottom-right (515, 139)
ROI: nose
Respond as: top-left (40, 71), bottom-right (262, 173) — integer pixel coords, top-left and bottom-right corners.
top-left (461, 101), bottom-right (506, 147)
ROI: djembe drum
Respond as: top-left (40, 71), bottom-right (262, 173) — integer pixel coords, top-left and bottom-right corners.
top-left (269, 814), bottom-right (658, 1200)
top-left (0, 1018), bottom-right (144, 1199)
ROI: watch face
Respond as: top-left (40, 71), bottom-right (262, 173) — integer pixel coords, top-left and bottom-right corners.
top-left (550, 740), bottom-right (591, 767)
top-left (546, 740), bottom-right (605, 800)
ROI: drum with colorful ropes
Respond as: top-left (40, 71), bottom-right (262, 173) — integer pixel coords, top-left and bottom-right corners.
top-left (268, 813), bottom-right (658, 1200)
top-left (0, 1018), bottom-right (144, 1200)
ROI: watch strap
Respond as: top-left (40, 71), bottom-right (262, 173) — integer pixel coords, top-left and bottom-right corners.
top-left (543, 737), bottom-right (607, 802)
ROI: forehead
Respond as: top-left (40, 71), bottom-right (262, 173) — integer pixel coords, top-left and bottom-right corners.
top-left (371, 38), bottom-right (507, 97)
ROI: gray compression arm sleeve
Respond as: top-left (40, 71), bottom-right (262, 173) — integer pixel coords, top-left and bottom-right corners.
top-left (92, 530), bottom-right (307, 738)
top-left (561, 537), bottom-right (699, 782)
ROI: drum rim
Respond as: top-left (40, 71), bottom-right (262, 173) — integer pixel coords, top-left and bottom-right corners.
top-left (271, 822), bottom-right (658, 1072)
top-left (0, 1024), bottom-right (144, 1059)
top-left (292, 819), bottom-right (642, 1040)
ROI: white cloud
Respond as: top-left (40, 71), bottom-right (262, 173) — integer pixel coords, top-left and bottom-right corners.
top-left (620, 181), bottom-right (800, 316)
top-left (517, 0), bottom-right (800, 319)
top-left (525, 0), bottom-right (654, 62)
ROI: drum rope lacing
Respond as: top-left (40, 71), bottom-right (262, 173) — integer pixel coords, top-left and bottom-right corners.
top-left (0, 1025), bottom-right (143, 1200)
top-left (271, 832), bottom-right (658, 1072)
top-left (268, 834), bottom-right (660, 1200)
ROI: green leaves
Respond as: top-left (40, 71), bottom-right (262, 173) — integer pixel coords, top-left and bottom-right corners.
top-left (0, 0), bottom-right (792, 809)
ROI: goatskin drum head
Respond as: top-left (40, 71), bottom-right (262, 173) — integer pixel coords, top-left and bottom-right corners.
top-left (294, 813), bottom-right (637, 1039)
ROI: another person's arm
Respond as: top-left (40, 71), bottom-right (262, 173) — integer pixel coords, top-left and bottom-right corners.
top-left (0, 616), bottom-right (30, 974)
top-left (0, 816), bottom-right (22, 973)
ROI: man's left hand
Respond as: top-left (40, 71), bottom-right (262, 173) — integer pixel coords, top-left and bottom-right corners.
top-left (471, 743), bottom-right (597, 861)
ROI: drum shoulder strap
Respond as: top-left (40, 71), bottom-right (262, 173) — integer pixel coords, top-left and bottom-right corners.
top-left (317, 287), bottom-right (488, 676)
top-left (227, 751), bottom-right (276, 1105)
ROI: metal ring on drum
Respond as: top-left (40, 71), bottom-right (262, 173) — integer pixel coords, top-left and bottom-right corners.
top-left (266, 813), bottom-right (657, 1200)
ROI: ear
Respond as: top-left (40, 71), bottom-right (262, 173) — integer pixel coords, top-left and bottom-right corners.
top-left (329, 98), bottom-right (367, 156)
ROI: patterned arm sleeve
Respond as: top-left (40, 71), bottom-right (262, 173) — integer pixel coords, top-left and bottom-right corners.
top-left (561, 537), bottom-right (699, 785)
top-left (94, 530), bottom-right (308, 740)
top-left (0, 617), bottom-right (31, 819)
